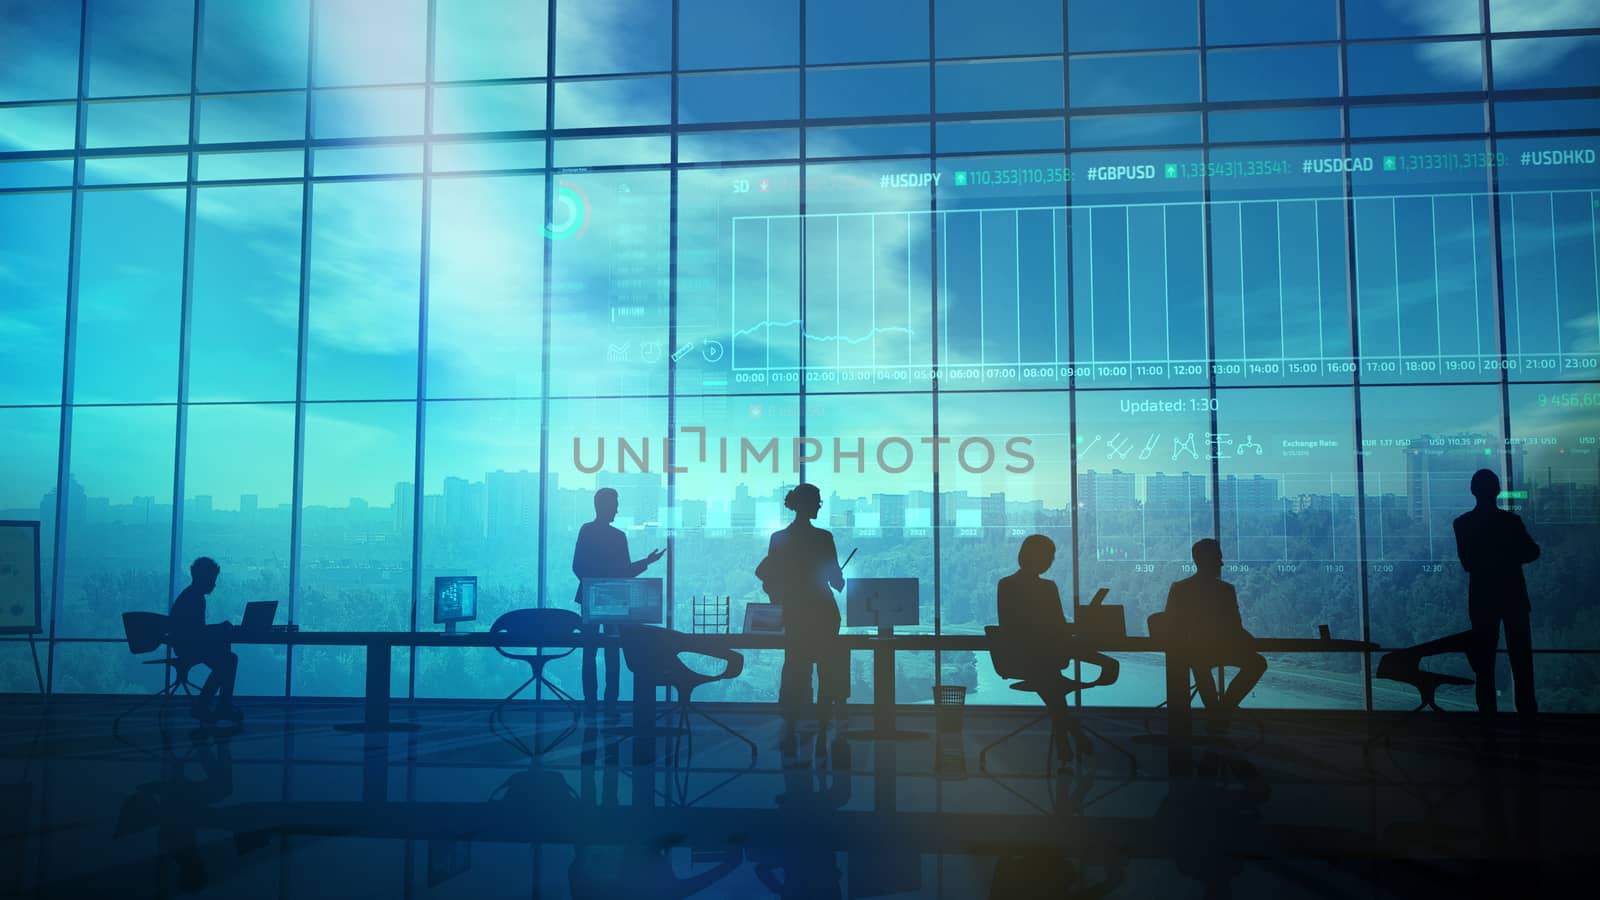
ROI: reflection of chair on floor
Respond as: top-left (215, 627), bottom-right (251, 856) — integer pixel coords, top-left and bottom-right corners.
top-left (979, 625), bottom-right (1133, 777)
top-left (489, 609), bottom-right (584, 758)
top-left (114, 612), bottom-right (204, 739)
top-left (1375, 631), bottom-right (1476, 712)
top-left (1369, 631), bottom-right (1476, 770)
top-left (619, 626), bottom-right (756, 803)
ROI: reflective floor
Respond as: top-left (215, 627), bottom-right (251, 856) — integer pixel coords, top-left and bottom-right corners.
top-left (0, 697), bottom-right (1593, 898)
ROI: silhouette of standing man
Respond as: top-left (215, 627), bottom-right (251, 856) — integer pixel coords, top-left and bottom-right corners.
top-left (1453, 468), bottom-right (1540, 724)
top-left (573, 488), bottom-right (664, 710)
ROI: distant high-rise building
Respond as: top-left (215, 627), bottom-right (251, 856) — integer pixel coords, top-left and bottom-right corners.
top-left (442, 477), bottom-right (485, 540)
top-left (731, 483), bottom-right (755, 532)
top-left (876, 492), bottom-right (906, 538)
top-left (939, 491), bottom-right (971, 528)
top-left (598, 471), bottom-right (662, 524)
top-left (239, 494), bottom-right (258, 521)
top-left (1404, 434), bottom-right (1501, 520)
top-left (1076, 470), bottom-right (1136, 513)
top-left (486, 469), bottom-right (539, 546)
top-left (981, 492), bottom-right (1007, 529)
top-left (679, 498), bottom-right (707, 529)
top-left (394, 482), bottom-right (415, 534)
top-left (1220, 474), bottom-right (1280, 514)
top-left (1146, 472), bottom-right (1207, 510)
top-left (39, 477), bottom-right (87, 533)
top-left (186, 494), bottom-right (213, 521)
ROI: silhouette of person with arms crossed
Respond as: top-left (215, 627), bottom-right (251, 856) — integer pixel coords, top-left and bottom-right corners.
top-left (573, 487), bottom-right (664, 711)
top-left (1453, 468), bottom-right (1540, 726)
top-left (1159, 539), bottom-right (1266, 729)
top-left (756, 484), bottom-right (846, 757)
top-left (996, 535), bottom-right (1119, 764)
top-left (168, 557), bottom-right (242, 724)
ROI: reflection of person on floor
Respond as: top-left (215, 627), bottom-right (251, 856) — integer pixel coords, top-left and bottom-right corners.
top-left (996, 535), bottom-right (1119, 760)
top-left (1157, 747), bottom-right (1269, 900)
top-left (988, 852), bottom-right (1122, 900)
top-left (168, 557), bottom-right (242, 724)
top-left (573, 487), bottom-right (665, 710)
top-left (756, 484), bottom-right (846, 753)
top-left (118, 729), bottom-right (235, 894)
top-left (569, 840), bottom-right (742, 899)
top-left (1453, 468), bottom-right (1540, 725)
top-left (1160, 540), bottom-right (1266, 726)
top-left (754, 752), bottom-right (851, 899)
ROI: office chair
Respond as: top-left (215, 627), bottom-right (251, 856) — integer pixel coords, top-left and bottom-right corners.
top-left (1375, 632), bottom-right (1476, 713)
top-left (979, 625), bottom-right (1134, 778)
top-left (1145, 612), bottom-right (1266, 746)
top-left (1367, 632), bottom-right (1476, 772)
top-left (113, 612), bottom-right (203, 739)
top-left (619, 625), bottom-right (756, 805)
top-left (489, 608), bottom-right (584, 758)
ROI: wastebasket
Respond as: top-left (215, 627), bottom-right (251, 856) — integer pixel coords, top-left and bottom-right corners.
top-left (933, 684), bottom-right (967, 734)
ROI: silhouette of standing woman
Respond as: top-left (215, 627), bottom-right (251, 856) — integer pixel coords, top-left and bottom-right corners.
top-left (756, 484), bottom-right (846, 754)
top-left (1453, 468), bottom-right (1540, 725)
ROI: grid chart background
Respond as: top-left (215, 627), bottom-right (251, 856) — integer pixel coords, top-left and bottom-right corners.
top-left (1, 0), bottom-right (1597, 710)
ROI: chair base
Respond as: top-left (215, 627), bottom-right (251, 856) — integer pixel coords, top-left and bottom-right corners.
top-left (333, 722), bottom-right (422, 733)
top-left (844, 727), bottom-right (930, 742)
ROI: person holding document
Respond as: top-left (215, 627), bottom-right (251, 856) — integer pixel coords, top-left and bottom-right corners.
top-left (756, 483), bottom-right (846, 756)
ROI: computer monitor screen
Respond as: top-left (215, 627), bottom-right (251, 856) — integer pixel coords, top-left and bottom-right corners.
top-left (846, 578), bottom-right (920, 629)
top-left (580, 578), bottom-right (664, 625)
top-left (434, 576), bottom-right (477, 629)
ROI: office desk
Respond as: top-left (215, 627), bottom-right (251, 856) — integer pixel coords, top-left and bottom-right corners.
top-left (233, 630), bottom-right (1375, 754)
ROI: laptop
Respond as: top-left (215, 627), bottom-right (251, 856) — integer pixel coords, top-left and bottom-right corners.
top-left (742, 603), bottom-right (784, 635)
top-left (1075, 588), bottom-right (1126, 640)
top-left (240, 600), bottom-right (279, 634)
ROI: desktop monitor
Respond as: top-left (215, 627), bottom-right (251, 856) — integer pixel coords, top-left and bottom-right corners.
top-left (580, 578), bottom-right (664, 625)
top-left (846, 578), bottom-right (920, 629)
top-left (433, 576), bottom-right (478, 634)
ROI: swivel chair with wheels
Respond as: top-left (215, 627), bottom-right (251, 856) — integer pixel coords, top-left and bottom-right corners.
top-left (1146, 610), bottom-right (1268, 741)
top-left (114, 612), bottom-right (203, 738)
top-left (620, 626), bottom-right (755, 803)
top-left (489, 608), bottom-right (585, 757)
top-left (979, 625), bottom-right (1133, 777)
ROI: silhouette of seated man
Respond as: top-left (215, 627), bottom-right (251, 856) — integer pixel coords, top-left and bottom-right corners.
top-left (168, 557), bottom-right (241, 724)
top-left (1453, 468), bottom-right (1540, 724)
top-left (996, 535), bottom-right (1119, 759)
top-left (1159, 539), bottom-right (1266, 724)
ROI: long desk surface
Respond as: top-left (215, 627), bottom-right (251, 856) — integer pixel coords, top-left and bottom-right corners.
top-left (233, 630), bottom-right (1375, 653)
top-left (229, 630), bottom-right (1378, 746)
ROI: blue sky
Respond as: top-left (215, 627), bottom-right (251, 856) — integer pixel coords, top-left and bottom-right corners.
top-left (0, 0), bottom-right (1597, 515)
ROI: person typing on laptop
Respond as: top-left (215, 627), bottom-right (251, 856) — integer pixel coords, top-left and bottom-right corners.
top-left (995, 535), bottom-right (1119, 762)
top-left (169, 557), bottom-right (242, 724)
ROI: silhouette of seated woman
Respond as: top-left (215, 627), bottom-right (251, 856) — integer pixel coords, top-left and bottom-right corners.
top-left (1157, 539), bottom-right (1266, 726)
top-left (168, 557), bottom-right (241, 724)
top-left (995, 535), bottom-right (1119, 760)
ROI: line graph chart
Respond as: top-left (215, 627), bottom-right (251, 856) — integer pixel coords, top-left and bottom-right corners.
top-left (728, 189), bottom-right (1600, 386)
